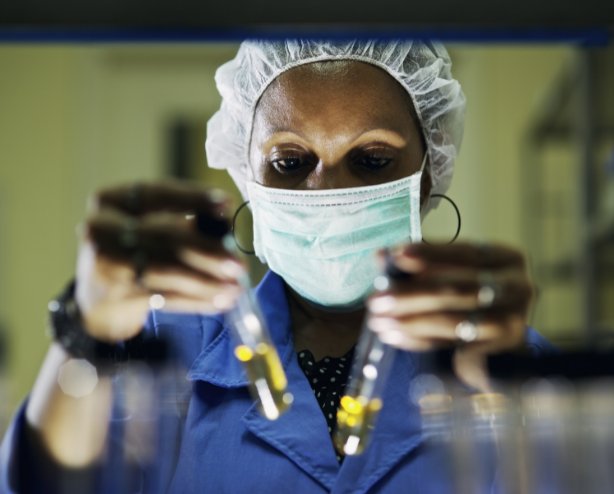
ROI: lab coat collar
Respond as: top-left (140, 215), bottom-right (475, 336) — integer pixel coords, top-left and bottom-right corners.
top-left (187, 271), bottom-right (341, 489)
top-left (186, 270), bottom-right (294, 387)
top-left (186, 270), bottom-right (425, 492)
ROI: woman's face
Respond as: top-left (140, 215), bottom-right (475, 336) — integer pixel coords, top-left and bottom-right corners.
top-left (249, 61), bottom-right (429, 196)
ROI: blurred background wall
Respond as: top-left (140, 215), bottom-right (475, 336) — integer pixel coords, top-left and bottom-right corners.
top-left (0, 42), bottom-right (583, 421)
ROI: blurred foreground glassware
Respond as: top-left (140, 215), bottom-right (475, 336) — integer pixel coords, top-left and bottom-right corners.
top-left (335, 341), bottom-right (614, 494)
top-left (196, 211), bottom-right (293, 421)
top-left (443, 354), bottom-right (614, 494)
top-left (223, 235), bottom-right (293, 420)
top-left (411, 373), bottom-right (454, 443)
top-left (96, 346), bottom-right (190, 494)
top-left (411, 370), bottom-right (514, 494)
top-left (458, 392), bottom-right (513, 494)
top-left (225, 285), bottom-right (294, 420)
top-left (45, 339), bottom-right (182, 494)
top-left (422, 375), bottom-right (593, 494)
top-left (578, 378), bottom-right (614, 493)
top-left (332, 324), bottom-right (393, 455)
top-left (334, 252), bottom-right (407, 456)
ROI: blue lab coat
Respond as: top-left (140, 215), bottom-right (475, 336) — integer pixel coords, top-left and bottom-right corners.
top-left (0, 270), bottom-right (558, 493)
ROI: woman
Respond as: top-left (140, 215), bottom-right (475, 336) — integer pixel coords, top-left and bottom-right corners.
top-left (1, 40), bottom-right (556, 493)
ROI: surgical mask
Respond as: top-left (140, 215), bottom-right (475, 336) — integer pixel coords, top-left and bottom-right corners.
top-left (246, 155), bottom-right (426, 310)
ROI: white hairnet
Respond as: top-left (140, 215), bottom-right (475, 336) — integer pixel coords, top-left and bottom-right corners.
top-left (206, 39), bottom-right (466, 204)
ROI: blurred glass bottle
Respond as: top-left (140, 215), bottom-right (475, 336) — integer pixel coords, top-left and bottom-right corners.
top-left (222, 235), bottom-right (294, 420)
top-left (224, 283), bottom-right (294, 420)
top-left (579, 378), bottom-right (614, 493)
top-left (333, 251), bottom-right (409, 456)
top-left (412, 370), bottom-right (514, 494)
top-left (197, 211), bottom-right (293, 421)
top-left (96, 340), bottom-right (189, 494)
top-left (517, 377), bottom-right (579, 494)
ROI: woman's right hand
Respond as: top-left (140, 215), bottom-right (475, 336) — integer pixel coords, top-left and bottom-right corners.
top-left (75, 182), bottom-right (245, 343)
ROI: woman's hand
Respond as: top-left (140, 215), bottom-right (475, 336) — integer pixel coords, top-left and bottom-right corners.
top-left (75, 182), bottom-right (244, 343)
top-left (367, 243), bottom-right (533, 391)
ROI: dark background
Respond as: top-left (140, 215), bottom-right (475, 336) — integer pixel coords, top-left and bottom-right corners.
top-left (0, 0), bottom-right (612, 43)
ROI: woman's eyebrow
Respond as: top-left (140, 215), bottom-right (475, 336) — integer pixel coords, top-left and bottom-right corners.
top-left (350, 129), bottom-right (408, 148)
top-left (261, 132), bottom-right (311, 151)
top-left (261, 129), bottom-right (408, 152)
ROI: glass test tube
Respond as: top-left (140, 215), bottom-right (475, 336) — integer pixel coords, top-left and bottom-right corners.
top-left (334, 252), bottom-right (406, 456)
top-left (333, 322), bottom-right (394, 455)
top-left (223, 236), bottom-right (293, 420)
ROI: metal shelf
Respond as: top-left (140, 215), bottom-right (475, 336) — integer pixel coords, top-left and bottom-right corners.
top-left (522, 47), bottom-right (614, 350)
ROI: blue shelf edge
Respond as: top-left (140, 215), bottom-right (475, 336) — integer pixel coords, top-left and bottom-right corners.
top-left (0, 27), bottom-right (610, 46)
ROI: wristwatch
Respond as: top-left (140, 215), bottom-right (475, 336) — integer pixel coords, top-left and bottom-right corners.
top-left (47, 280), bottom-right (166, 367)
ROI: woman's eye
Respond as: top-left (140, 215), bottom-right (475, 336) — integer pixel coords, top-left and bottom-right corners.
top-left (272, 157), bottom-right (304, 171)
top-left (356, 155), bottom-right (392, 170)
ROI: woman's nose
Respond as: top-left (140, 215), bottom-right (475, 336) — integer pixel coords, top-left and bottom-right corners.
top-left (305, 159), bottom-right (364, 190)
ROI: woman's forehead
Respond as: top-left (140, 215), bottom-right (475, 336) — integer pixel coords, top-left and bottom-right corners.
top-left (253, 61), bottom-right (417, 136)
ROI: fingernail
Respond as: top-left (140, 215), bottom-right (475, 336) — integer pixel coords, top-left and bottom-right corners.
top-left (213, 293), bottom-right (236, 310)
top-left (368, 295), bottom-right (397, 314)
top-left (220, 260), bottom-right (245, 279)
top-left (404, 243), bottom-right (420, 254)
top-left (391, 245), bottom-right (405, 257)
top-left (378, 330), bottom-right (406, 345)
top-left (395, 256), bottom-right (425, 273)
top-left (368, 317), bottom-right (399, 332)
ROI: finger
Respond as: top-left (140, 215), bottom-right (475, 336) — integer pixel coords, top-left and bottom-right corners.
top-left (369, 265), bottom-right (532, 314)
top-left (369, 280), bottom-right (531, 317)
top-left (76, 244), bottom-right (146, 317)
top-left (160, 294), bottom-right (238, 314)
top-left (178, 248), bottom-right (245, 281)
top-left (91, 206), bottom-right (228, 236)
top-left (97, 208), bottom-right (231, 243)
top-left (80, 241), bottom-right (135, 285)
top-left (368, 313), bottom-right (525, 352)
top-left (377, 331), bottom-right (434, 350)
top-left (86, 217), bottom-right (246, 282)
top-left (142, 211), bottom-right (194, 231)
top-left (386, 265), bottom-right (516, 297)
top-left (392, 265), bottom-right (493, 292)
top-left (369, 314), bottom-right (502, 341)
top-left (92, 183), bottom-right (231, 216)
top-left (398, 242), bottom-right (525, 269)
top-left (451, 316), bottom-right (527, 391)
top-left (369, 293), bottom-right (478, 316)
top-left (82, 292), bottom-right (238, 343)
top-left (141, 267), bottom-right (241, 300)
top-left (87, 213), bottom-right (231, 267)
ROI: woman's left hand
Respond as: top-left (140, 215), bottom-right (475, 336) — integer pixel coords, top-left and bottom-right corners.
top-left (367, 242), bottom-right (533, 391)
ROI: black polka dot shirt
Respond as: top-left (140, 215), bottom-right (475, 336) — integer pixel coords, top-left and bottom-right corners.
top-left (297, 346), bottom-right (355, 464)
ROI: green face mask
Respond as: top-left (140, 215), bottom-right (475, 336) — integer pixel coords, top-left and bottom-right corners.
top-left (246, 156), bottom-right (425, 310)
